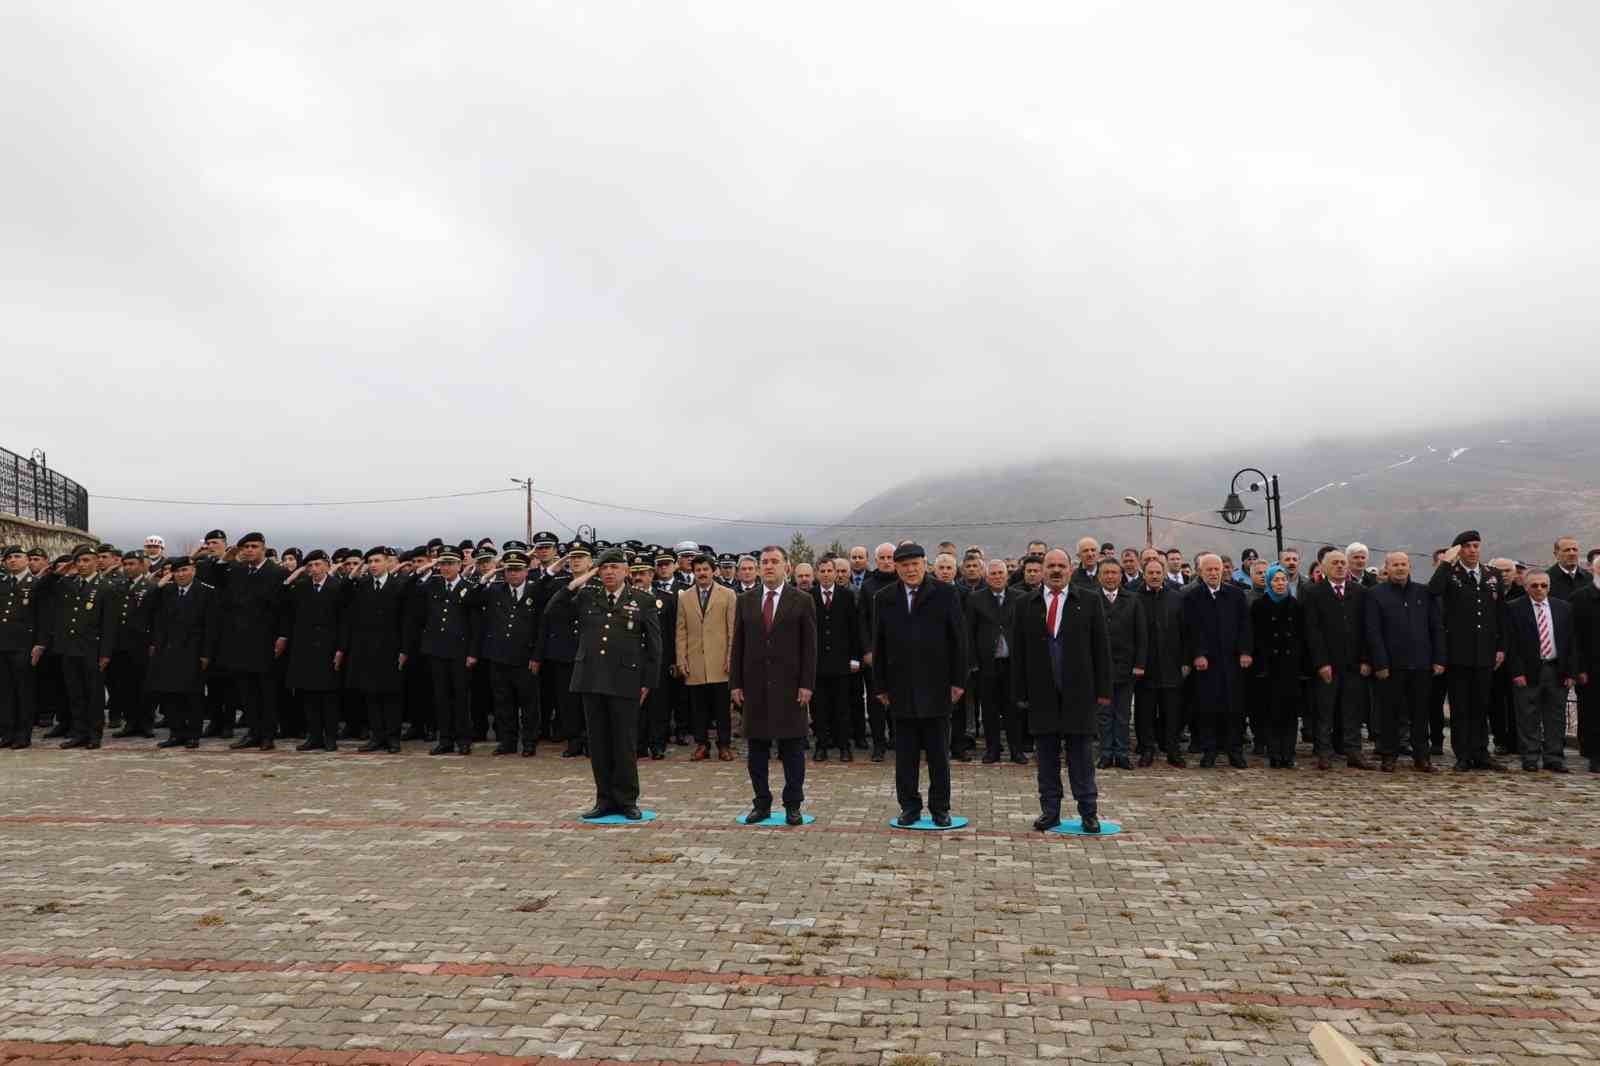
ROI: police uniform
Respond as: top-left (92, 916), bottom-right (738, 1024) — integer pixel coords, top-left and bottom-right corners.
top-left (547, 549), bottom-right (662, 817)
top-left (109, 555), bottom-right (159, 737)
top-left (631, 555), bottom-right (675, 758)
top-left (469, 549), bottom-right (542, 755)
top-left (0, 547), bottom-right (40, 747)
top-left (534, 543), bottom-right (589, 755)
top-left (1427, 531), bottom-right (1508, 771)
top-left (467, 546), bottom-right (498, 742)
top-left (407, 548), bottom-right (477, 754)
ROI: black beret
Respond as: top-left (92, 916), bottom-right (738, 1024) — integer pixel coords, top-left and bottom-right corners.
top-left (1452, 530), bottom-right (1481, 548)
top-left (330, 548), bottom-right (349, 562)
top-left (95, 543), bottom-right (117, 554)
top-left (204, 530), bottom-right (227, 542)
top-left (282, 546), bottom-right (302, 560)
top-left (72, 544), bottom-right (96, 559)
top-left (121, 550), bottom-right (141, 561)
top-left (168, 555), bottom-right (193, 569)
top-left (53, 554), bottom-right (72, 565)
top-left (427, 537), bottom-right (444, 550)
top-left (1, 545), bottom-right (22, 558)
top-left (595, 547), bottom-right (627, 566)
top-left (27, 548), bottom-right (46, 558)
top-left (893, 543), bottom-right (926, 562)
top-left (303, 549), bottom-right (329, 564)
top-left (364, 546), bottom-right (389, 560)
top-left (238, 532), bottom-right (266, 546)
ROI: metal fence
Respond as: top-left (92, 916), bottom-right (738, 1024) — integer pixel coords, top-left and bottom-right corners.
top-left (0, 448), bottom-right (89, 532)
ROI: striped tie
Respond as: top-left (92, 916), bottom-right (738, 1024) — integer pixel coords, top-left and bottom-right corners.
top-left (1537, 602), bottom-right (1555, 660)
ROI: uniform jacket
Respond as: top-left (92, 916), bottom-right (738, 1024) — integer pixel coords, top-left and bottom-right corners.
top-left (1504, 594), bottom-right (1577, 682)
top-left (729, 583), bottom-right (818, 740)
top-left (214, 560), bottom-right (288, 673)
top-left (281, 574), bottom-right (345, 692)
top-left (1181, 582), bottom-right (1253, 710)
top-left (1009, 583), bottom-right (1112, 736)
top-left (811, 583), bottom-right (861, 678)
top-left (533, 572), bottom-right (581, 663)
top-left (50, 572), bottom-right (120, 659)
top-left (409, 574), bottom-right (476, 660)
top-left (1427, 561), bottom-right (1506, 668)
top-left (870, 579), bottom-right (968, 720)
top-left (469, 578), bottom-right (542, 667)
top-left (339, 572), bottom-right (411, 694)
top-left (1303, 579), bottom-right (1369, 672)
top-left (0, 569), bottom-right (39, 652)
top-left (1364, 579), bottom-right (1444, 672)
top-left (146, 582), bottom-right (219, 694)
top-left (111, 574), bottom-right (159, 654)
top-left (675, 581), bottom-right (737, 685)
top-left (556, 580), bottom-right (662, 699)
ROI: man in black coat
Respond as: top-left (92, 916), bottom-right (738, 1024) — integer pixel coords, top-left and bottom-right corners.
top-left (1303, 549), bottom-right (1372, 770)
top-left (1135, 557), bottom-right (1189, 767)
top-left (280, 551), bottom-right (345, 751)
top-left (1181, 553), bottom-right (1254, 767)
top-left (966, 558), bottom-right (1025, 764)
top-left (340, 547), bottom-right (412, 753)
top-left (534, 545), bottom-right (589, 757)
top-left (0, 545), bottom-right (42, 748)
top-left (1011, 549), bottom-right (1111, 832)
top-left (147, 558), bottom-right (220, 747)
top-left (1428, 531), bottom-right (1508, 772)
top-left (1570, 550), bottom-right (1600, 771)
top-left (1094, 559), bottom-right (1146, 771)
top-left (809, 555), bottom-right (861, 762)
top-left (1504, 570), bottom-right (1577, 772)
top-left (468, 548), bottom-right (543, 756)
top-left (1364, 552), bottom-right (1445, 772)
top-left (628, 555), bottom-right (675, 759)
top-left (857, 543), bottom-right (900, 761)
top-left (408, 546), bottom-right (477, 755)
top-left (108, 552), bottom-right (159, 738)
top-left (213, 533), bottom-right (287, 750)
top-left (872, 543), bottom-right (968, 827)
top-left (1547, 537), bottom-right (1586, 601)
top-left (48, 545), bottom-right (120, 749)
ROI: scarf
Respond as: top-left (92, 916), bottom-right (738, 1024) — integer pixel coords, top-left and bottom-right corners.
top-left (1264, 563), bottom-right (1289, 603)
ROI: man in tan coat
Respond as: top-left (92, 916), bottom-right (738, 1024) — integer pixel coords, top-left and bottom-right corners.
top-left (677, 553), bottom-right (738, 760)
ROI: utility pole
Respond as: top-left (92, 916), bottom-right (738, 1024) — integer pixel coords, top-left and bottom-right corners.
top-left (1122, 495), bottom-right (1155, 548)
top-left (510, 476), bottom-right (534, 544)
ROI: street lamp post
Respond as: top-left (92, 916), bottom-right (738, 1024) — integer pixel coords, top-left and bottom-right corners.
top-left (1122, 495), bottom-right (1154, 548)
top-left (1217, 468), bottom-right (1284, 559)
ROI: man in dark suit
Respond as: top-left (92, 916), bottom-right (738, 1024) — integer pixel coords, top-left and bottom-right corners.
top-left (809, 555), bottom-right (860, 762)
top-left (408, 546), bottom-right (477, 755)
top-left (469, 548), bottom-right (543, 756)
top-left (1135, 557), bottom-right (1189, 767)
top-left (1303, 549), bottom-right (1372, 770)
top-left (1094, 559), bottom-right (1146, 770)
top-left (1571, 550), bottom-right (1600, 771)
top-left (279, 550), bottom-right (345, 751)
top-left (213, 532), bottom-right (287, 750)
top-left (967, 558), bottom-right (1025, 764)
top-left (1428, 531), bottom-right (1508, 772)
top-left (340, 546), bottom-right (412, 753)
top-left (146, 557), bottom-right (219, 748)
top-left (1011, 549), bottom-right (1111, 832)
top-left (1364, 551), bottom-right (1445, 772)
top-left (1548, 537), bottom-right (1586, 601)
top-left (857, 542), bottom-right (901, 761)
top-left (872, 543), bottom-right (968, 827)
top-left (547, 548), bottom-right (662, 820)
top-left (1505, 569), bottom-right (1576, 772)
top-left (731, 545), bottom-right (818, 825)
top-left (1181, 553), bottom-right (1254, 767)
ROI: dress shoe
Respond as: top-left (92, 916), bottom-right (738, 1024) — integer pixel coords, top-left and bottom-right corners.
top-left (1414, 760), bottom-right (1436, 773)
top-left (785, 808), bottom-right (803, 826)
top-left (1167, 754), bottom-right (1186, 769)
top-left (1199, 753), bottom-right (1217, 768)
top-left (896, 809), bottom-right (920, 827)
top-left (1453, 760), bottom-right (1473, 772)
top-left (1116, 756), bottom-right (1135, 770)
top-left (981, 751), bottom-right (1000, 764)
top-left (1097, 755), bottom-right (1113, 770)
top-left (0, 737), bottom-right (11, 749)
top-left (386, 742), bottom-right (401, 754)
top-left (690, 745), bottom-right (709, 761)
top-left (1010, 753), bottom-right (1028, 765)
top-left (743, 807), bottom-right (772, 825)
top-left (579, 804), bottom-right (610, 820)
top-left (1316, 755), bottom-right (1331, 771)
top-left (561, 742), bottom-right (584, 758)
top-left (493, 744), bottom-right (516, 755)
top-left (931, 811), bottom-right (952, 828)
top-left (1546, 764), bottom-right (1571, 774)
top-left (1346, 755), bottom-right (1374, 770)
top-left (838, 749), bottom-right (852, 763)
top-left (157, 737), bottom-right (186, 749)
top-left (717, 746), bottom-right (734, 762)
top-left (1523, 763), bottom-right (1540, 772)
top-left (324, 740), bottom-right (338, 752)
top-left (85, 740), bottom-right (101, 749)
top-left (871, 745), bottom-right (886, 763)
top-left (650, 748), bottom-right (664, 760)
top-left (1079, 814), bottom-right (1101, 834)
top-left (10, 739), bottom-right (29, 749)
top-left (60, 737), bottom-right (89, 749)
top-left (1032, 813), bottom-right (1061, 832)
top-left (1379, 756), bottom-right (1396, 773)
top-left (357, 740), bottom-right (384, 753)
top-left (429, 742), bottom-right (453, 755)
top-left (228, 735), bottom-right (258, 750)
top-left (1480, 758), bottom-right (1510, 772)
top-left (621, 805), bottom-right (643, 821)
top-left (1228, 752), bottom-right (1248, 769)
top-left (456, 742), bottom-right (472, 755)
top-left (814, 748), bottom-right (827, 763)
top-left (1136, 752), bottom-right (1153, 768)
top-left (296, 740), bottom-right (322, 752)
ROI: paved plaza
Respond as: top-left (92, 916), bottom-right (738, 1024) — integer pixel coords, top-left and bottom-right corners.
top-left (0, 740), bottom-right (1596, 1066)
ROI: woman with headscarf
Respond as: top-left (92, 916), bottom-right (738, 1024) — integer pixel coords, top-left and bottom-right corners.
top-left (1250, 564), bottom-right (1308, 767)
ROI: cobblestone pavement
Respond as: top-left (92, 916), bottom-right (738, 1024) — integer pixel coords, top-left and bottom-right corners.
top-left (1, 736), bottom-right (1596, 1066)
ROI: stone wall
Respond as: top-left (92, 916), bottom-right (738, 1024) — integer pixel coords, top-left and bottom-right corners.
top-left (0, 511), bottom-right (95, 557)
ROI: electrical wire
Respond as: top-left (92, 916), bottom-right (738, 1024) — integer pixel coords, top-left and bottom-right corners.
top-left (95, 487), bottom-right (522, 508)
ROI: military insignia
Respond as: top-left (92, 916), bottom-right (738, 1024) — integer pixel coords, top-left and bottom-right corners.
top-left (655, 599), bottom-right (664, 609)
top-left (621, 598), bottom-right (640, 631)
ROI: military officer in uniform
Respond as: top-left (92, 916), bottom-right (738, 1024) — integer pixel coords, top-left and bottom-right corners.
top-left (0, 545), bottom-right (42, 748)
top-left (529, 532), bottom-right (560, 580)
top-left (49, 544), bottom-right (121, 748)
top-left (408, 546), bottom-right (476, 755)
top-left (629, 553), bottom-right (674, 759)
top-left (534, 543), bottom-right (589, 756)
top-left (213, 532), bottom-right (288, 749)
top-left (109, 551), bottom-right (159, 738)
top-left (469, 548), bottom-right (542, 755)
top-left (1429, 530), bottom-right (1509, 771)
top-left (546, 547), bottom-right (662, 820)
top-left (716, 553), bottom-right (739, 588)
top-left (281, 550), bottom-right (346, 751)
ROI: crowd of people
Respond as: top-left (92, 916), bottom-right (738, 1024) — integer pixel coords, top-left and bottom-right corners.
top-left (0, 526), bottom-right (1595, 831)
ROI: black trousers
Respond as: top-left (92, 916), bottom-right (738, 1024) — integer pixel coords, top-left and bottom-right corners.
top-left (0, 648), bottom-right (35, 742)
top-left (637, 679), bottom-right (669, 751)
top-left (748, 736), bottom-right (806, 811)
top-left (37, 652), bottom-right (65, 726)
top-left (203, 668), bottom-right (235, 735)
top-left (583, 692), bottom-right (640, 810)
top-left (1378, 669), bottom-right (1432, 759)
top-left (1192, 703), bottom-right (1242, 756)
top-left (1035, 731), bottom-right (1097, 819)
top-left (470, 658), bottom-right (493, 740)
top-left (1489, 669), bottom-right (1518, 753)
top-left (893, 714), bottom-right (951, 815)
top-left (428, 656), bottom-right (470, 743)
top-left (1579, 681), bottom-right (1600, 765)
top-left (1446, 665), bottom-right (1493, 763)
top-left (980, 664), bottom-right (1022, 758)
top-left (811, 674), bottom-right (851, 751)
top-left (849, 668), bottom-right (868, 746)
top-left (1134, 682), bottom-right (1180, 756)
top-left (1314, 667), bottom-right (1366, 756)
top-left (540, 660), bottom-right (580, 741)
top-left (689, 682), bottom-right (731, 747)
top-left (302, 690), bottom-right (340, 744)
top-left (158, 691), bottom-right (204, 741)
top-left (866, 668), bottom-right (891, 749)
top-left (668, 674), bottom-right (690, 738)
top-left (490, 662), bottom-right (540, 750)
top-left (110, 649), bottom-right (151, 732)
top-left (1261, 677), bottom-right (1301, 764)
top-left (234, 670), bottom-right (278, 740)
top-left (364, 691), bottom-right (402, 745)
top-left (1428, 671), bottom-right (1448, 752)
top-left (62, 655), bottom-right (105, 742)
top-left (403, 657), bottom-right (432, 733)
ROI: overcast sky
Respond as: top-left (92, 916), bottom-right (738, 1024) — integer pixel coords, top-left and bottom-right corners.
top-left (5, 1), bottom-right (1596, 547)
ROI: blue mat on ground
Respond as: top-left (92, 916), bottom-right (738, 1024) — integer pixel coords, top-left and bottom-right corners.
top-left (1048, 818), bottom-right (1122, 836)
top-left (735, 812), bottom-right (816, 826)
top-left (887, 815), bottom-right (969, 831)
top-left (580, 809), bottom-right (659, 825)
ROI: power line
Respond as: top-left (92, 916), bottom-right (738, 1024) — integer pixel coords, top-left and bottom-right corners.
top-left (95, 487), bottom-right (522, 508)
top-left (1152, 512), bottom-right (1434, 558)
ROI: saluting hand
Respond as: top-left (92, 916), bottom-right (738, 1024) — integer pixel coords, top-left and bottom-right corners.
top-left (1193, 656), bottom-right (1209, 672)
top-left (1494, 651), bottom-right (1505, 670)
top-left (797, 688), bottom-right (812, 706)
top-left (333, 650), bottom-right (344, 671)
top-left (731, 688), bottom-right (744, 707)
top-left (1239, 654), bottom-right (1252, 670)
top-left (274, 637), bottom-right (287, 658)
top-left (639, 686), bottom-right (649, 705)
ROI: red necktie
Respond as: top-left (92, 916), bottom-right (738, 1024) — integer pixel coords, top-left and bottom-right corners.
top-left (1046, 590), bottom-right (1060, 636)
top-left (1334, 585), bottom-right (1344, 600)
top-left (822, 590), bottom-right (831, 609)
top-left (763, 590), bottom-right (776, 632)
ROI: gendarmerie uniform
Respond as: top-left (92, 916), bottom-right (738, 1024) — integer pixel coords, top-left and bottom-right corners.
top-left (340, 550), bottom-right (412, 752)
top-left (280, 553), bottom-right (346, 750)
top-left (147, 561), bottom-right (220, 745)
top-left (50, 557), bottom-right (121, 747)
top-left (547, 552), bottom-right (662, 817)
top-left (1427, 532), bottom-right (1508, 771)
top-left (468, 550), bottom-right (542, 756)
top-left (109, 558), bottom-right (159, 737)
top-left (212, 536), bottom-right (288, 748)
top-left (0, 548), bottom-right (40, 747)
top-left (31, 555), bottom-right (69, 735)
top-left (534, 543), bottom-right (588, 756)
top-left (408, 550), bottom-right (477, 754)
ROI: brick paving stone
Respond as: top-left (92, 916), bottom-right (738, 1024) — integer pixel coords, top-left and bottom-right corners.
top-left (1, 739), bottom-right (1598, 1064)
